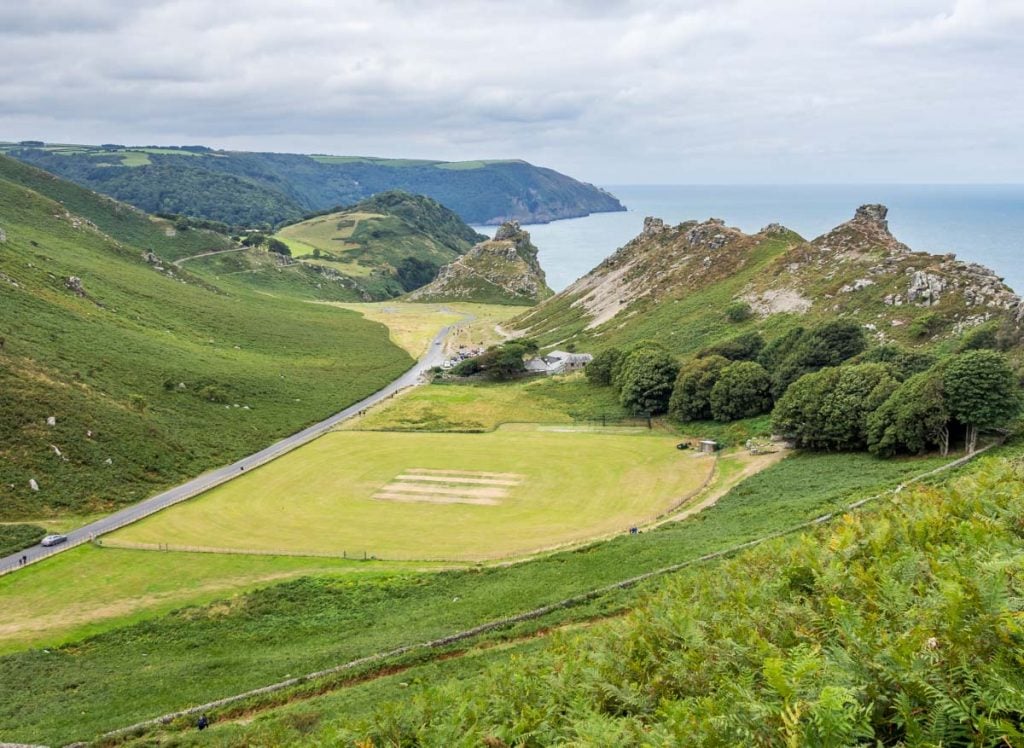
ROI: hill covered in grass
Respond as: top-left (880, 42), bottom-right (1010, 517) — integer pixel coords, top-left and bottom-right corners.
top-left (0, 155), bottom-right (412, 521)
top-left (273, 191), bottom-right (486, 299)
top-left (407, 221), bottom-right (554, 305)
top-left (0, 142), bottom-right (625, 228)
top-left (514, 205), bottom-right (1023, 358)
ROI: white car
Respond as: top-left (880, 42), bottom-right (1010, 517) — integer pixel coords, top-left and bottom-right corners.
top-left (40, 534), bottom-right (68, 547)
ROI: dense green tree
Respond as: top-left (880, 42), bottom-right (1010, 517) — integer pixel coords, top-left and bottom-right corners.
top-left (816, 363), bottom-right (898, 450)
top-left (757, 326), bottom-right (805, 375)
top-left (769, 321), bottom-right (867, 398)
top-left (857, 344), bottom-right (937, 381)
top-left (453, 339), bottom-right (540, 381)
top-left (266, 237), bottom-right (291, 256)
top-left (617, 348), bottom-right (680, 415)
top-left (773, 363), bottom-right (897, 450)
top-left (395, 256), bottom-right (440, 292)
top-left (941, 349), bottom-right (1020, 452)
top-left (867, 370), bottom-right (950, 457)
top-left (669, 355), bottom-right (729, 421)
top-left (699, 331), bottom-right (765, 362)
top-left (586, 348), bottom-right (624, 387)
top-left (611, 340), bottom-right (667, 392)
top-left (709, 361), bottom-right (773, 422)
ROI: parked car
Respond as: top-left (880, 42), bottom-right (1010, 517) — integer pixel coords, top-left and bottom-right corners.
top-left (40, 534), bottom-right (68, 547)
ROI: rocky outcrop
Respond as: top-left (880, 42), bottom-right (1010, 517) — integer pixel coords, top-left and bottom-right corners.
top-left (406, 221), bottom-right (553, 305)
top-left (514, 203), bottom-right (1023, 349)
top-left (641, 217), bottom-right (668, 238)
top-left (65, 276), bottom-right (85, 296)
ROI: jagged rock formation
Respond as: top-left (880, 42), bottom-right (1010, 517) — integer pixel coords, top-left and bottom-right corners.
top-left (753, 205), bottom-right (1021, 330)
top-left (514, 205), bottom-right (1022, 353)
top-left (406, 221), bottom-right (553, 306)
top-left (517, 215), bottom-right (775, 333)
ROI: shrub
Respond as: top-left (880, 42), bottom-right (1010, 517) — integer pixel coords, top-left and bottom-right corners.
top-left (724, 300), bottom-right (753, 322)
top-left (699, 331), bottom-right (764, 361)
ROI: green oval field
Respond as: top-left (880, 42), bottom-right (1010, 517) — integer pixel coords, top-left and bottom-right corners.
top-left (110, 427), bottom-right (714, 561)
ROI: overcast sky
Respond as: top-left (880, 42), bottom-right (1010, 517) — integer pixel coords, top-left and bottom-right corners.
top-left (1, 0), bottom-right (1022, 184)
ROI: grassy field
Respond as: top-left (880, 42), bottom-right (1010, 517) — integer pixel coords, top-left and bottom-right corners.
top-left (349, 375), bottom-right (629, 432)
top-left (0, 545), bottom-right (439, 654)
top-left (327, 301), bottom-right (516, 357)
top-left (111, 428), bottom-right (713, 560)
top-left (0, 447), bottom-right (958, 744)
top-left (276, 211), bottom-right (381, 258)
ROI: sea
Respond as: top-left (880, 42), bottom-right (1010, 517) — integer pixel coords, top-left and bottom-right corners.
top-left (477, 185), bottom-right (1024, 295)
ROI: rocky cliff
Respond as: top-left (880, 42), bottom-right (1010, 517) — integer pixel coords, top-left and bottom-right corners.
top-left (514, 205), bottom-right (1022, 354)
top-left (406, 221), bottom-right (554, 306)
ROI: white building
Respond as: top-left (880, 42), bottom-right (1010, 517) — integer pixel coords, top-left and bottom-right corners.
top-left (524, 350), bottom-right (593, 375)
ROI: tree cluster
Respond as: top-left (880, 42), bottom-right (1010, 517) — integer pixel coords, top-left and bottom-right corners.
top-left (586, 343), bottom-right (678, 414)
top-left (451, 339), bottom-right (539, 380)
top-left (774, 349), bottom-right (1020, 455)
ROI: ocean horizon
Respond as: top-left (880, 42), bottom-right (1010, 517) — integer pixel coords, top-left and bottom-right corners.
top-left (481, 184), bottom-right (1024, 295)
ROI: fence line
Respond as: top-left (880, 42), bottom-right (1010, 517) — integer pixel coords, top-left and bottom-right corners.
top-left (86, 441), bottom-right (999, 745)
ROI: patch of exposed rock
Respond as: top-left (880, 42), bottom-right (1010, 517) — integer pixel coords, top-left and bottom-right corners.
top-left (812, 203), bottom-right (910, 256)
top-left (531, 217), bottom-right (752, 330)
top-left (515, 203), bottom-right (1023, 348)
top-left (406, 221), bottom-right (553, 305)
top-left (65, 276), bottom-right (86, 296)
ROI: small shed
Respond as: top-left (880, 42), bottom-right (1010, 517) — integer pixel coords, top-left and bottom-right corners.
top-left (698, 440), bottom-right (720, 454)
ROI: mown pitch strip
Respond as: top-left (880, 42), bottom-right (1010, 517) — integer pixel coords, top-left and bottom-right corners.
top-left (110, 428), bottom-right (713, 561)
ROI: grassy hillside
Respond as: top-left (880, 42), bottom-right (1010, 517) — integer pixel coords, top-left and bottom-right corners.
top-left (273, 191), bottom-right (485, 299)
top-left (0, 142), bottom-right (625, 227)
top-left (0, 154), bottom-right (235, 262)
top-left (0, 155), bottom-right (412, 520)
top-left (515, 208), bottom-right (1023, 359)
top-left (0, 448), bottom-right (950, 743)
top-left (335, 450), bottom-right (1024, 747)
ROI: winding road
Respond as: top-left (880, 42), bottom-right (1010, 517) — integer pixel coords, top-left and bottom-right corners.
top-left (0, 323), bottom-right (456, 576)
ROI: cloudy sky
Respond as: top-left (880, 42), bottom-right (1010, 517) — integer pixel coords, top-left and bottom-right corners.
top-left (1, 0), bottom-right (1022, 183)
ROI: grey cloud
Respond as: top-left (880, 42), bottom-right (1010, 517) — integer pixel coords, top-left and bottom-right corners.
top-left (0, 0), bottom-right (1021, 183)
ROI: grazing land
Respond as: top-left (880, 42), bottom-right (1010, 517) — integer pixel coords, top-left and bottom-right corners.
top-left (110, 428), bottom-right (714, 560)
top-left (0, 545), bottom-right (437, 654)
top-left (327, 300), bottom-right (515, 357)
top-left (349, 375), bottom-right (629, 432)
top-left (0, 449), bottom-right (954, 744)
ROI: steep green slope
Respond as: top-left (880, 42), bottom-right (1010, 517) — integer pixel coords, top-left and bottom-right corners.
top-left (0, 160), bottom-right (412, 520)
top-left (0, 154), bottom-right (235, 262)
top-left (515, 208), bottom-right (1023, 357)
top-left (274, 191), bottom-right (486, 299)
top-left (1, 143), bottom-right (625, 227)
